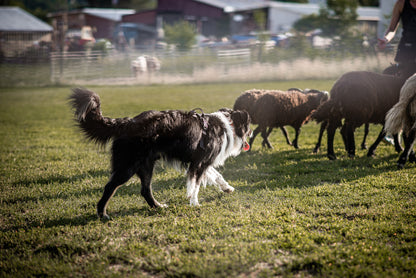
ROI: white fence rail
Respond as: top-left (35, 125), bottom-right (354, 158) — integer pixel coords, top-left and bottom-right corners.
top-left (49, 49), bottom-right (254, 84)
top-left (217, 48), bottom-right (251, 66)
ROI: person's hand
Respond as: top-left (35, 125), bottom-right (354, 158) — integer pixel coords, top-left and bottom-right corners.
top-left (377, 38), bottom-right (388, 50)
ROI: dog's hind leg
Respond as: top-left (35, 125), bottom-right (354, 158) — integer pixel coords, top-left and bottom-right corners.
top-left (97, 170), bottom-right (135, 219)
top-left (137, 159), bottom-right (167, 208)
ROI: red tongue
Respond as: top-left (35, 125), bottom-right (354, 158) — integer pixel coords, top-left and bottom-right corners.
top-left (243, 141), bottom-right (250, 151)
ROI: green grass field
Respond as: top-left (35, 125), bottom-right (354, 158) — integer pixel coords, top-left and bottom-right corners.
top-left (1, 82), bottom-right (415, 277)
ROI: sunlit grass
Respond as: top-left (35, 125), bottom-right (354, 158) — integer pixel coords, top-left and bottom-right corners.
top-left (1, 83), bottom-right (415, 277)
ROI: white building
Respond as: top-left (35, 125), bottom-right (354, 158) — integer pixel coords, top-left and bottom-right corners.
top-left (378, 0), bottom-right (395, 38)
top-left (268, 1), bottom-right (379, 34)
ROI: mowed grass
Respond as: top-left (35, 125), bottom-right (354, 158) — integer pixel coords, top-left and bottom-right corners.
top-left (0, 82), bottom-right (415, 277)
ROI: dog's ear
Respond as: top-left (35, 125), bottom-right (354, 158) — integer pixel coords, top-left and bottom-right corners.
top-left (219, 107), bottom-right (232, 116)
top-left (230, 110), bottom-right (251, 137)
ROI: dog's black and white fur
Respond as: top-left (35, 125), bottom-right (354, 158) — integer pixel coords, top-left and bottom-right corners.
top-left (69, 88), bottom-right (251, 218)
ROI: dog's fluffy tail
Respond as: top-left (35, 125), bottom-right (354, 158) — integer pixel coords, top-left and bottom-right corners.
top-left (69, 88), bottom-right (131, 145)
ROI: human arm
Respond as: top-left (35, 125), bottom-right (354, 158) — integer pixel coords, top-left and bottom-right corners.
top-left (378, 0), bottom-right (404, 49)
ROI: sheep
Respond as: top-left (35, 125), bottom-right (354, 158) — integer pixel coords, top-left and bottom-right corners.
top-left (385, 73), bottom-right (416, 169)
top-left (131, 56), bottom-right (147, 75)
top-left (312, 71), bottom-right (410, 160)
top-left (234, 88), bottom-right (329, 149)
top-left (285, 88), bottom-right (344, 153)
top-left (131, 55), bottom-right (161, 77)
top-left (233, 89), bottom-right (292, 148)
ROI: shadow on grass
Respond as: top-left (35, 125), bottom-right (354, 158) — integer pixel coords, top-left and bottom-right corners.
top-left (222, 147), bottom-right (401, 192)
top-left (7, 169), bottom-right (109, 205)
top-left (4, 147), bottom-right (407, 231)
top-left (13, 169), bottom-right (109, 187)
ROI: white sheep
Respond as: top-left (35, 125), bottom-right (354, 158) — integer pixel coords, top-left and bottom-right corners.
top-left (385, 73), bottom-right (416, 168)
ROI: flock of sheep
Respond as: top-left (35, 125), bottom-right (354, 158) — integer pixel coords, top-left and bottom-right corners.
top-left (129, 54), bottom-right (416, 168)
top-left (233, 69), bottom-right (416, 169)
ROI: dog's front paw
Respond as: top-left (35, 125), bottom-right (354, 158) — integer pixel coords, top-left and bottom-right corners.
top-left (222, 185), bottom-right (234, 193)
top-left (190, 198), bottom-right (200, 206)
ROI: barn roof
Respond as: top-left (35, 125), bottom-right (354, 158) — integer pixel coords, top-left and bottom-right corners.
top-left (192, 1), bottom-right (378, 20)
top-left (195, 0), bottom-right (269, 12)
top-left (0, 7), bottom-right (53, 32)
top-left (269, 1), bottom-right (379, 21)
top-left (82, 8), bottom-right (135, 21)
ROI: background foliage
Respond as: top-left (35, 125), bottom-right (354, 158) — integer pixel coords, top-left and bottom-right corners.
top-left (164, 21), bottom-right (197, 52)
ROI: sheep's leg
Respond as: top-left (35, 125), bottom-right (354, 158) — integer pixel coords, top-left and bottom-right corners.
top-left (340, 124), bottom-right (348, 151)
top-left (292, 128), bottom-right (300, 149)
top-left (262, 127), bottom-right (274, 147)
top-left (393, 133), bottom-right (403, 153)
top-left (361, 123), bottom-right (369, 150)
top-left (313, 121), bottom-right (328, 153)
top-left (279, 127), bottom-right (292, 146)
top-left (261, 127), bottom-right (273, 149)
top-left (367, 127), bottom-right (386, 157)
top-left (397, 129), bottom-right (416, 169)
top-left (326, 121), bottom-right (338, 160)
top-left (249, 126), bottom-right (262, 149)
top-left (345, 122), bottom-right (356, 158)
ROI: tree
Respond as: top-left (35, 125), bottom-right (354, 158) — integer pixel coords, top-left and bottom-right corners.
top-left (293, 0), bottom-right (358, 37)
top-left (359, 0), bottom-right (379, 6)
top-left (164, 21), bottom-right (196, 52)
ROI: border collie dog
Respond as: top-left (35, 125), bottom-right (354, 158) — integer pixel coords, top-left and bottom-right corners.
top-left (69, 88), bottom-right (251, 219)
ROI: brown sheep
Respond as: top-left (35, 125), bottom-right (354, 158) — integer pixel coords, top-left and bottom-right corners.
top-left (312, 71), bottom-right (410, 160)
top-left (385, 73), bottom-right (416, 168)
top-left (236, 89), bottom-right (328, 149)
top-left (233, 89), bottom-right (292, 147)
